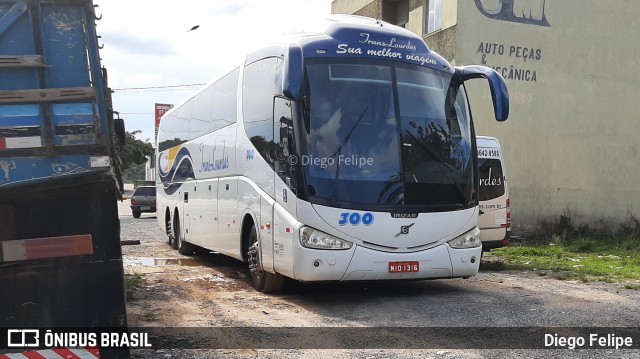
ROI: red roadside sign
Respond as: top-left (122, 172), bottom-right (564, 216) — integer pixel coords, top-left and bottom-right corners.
top-left (155, 103), bottom-right (174, 141)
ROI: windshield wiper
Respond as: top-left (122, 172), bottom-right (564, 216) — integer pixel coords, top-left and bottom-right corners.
top-left (329, 107), bottom-right (368, 205)
top-left (403, 130), bottom-right (469, 206)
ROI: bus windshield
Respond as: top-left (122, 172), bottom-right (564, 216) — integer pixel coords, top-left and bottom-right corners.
top-left (302, 58), bottom-right (475, 211)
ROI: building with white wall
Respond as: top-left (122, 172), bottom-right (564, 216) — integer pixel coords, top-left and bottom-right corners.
top-left (332, 0), bottom-right (640, 233)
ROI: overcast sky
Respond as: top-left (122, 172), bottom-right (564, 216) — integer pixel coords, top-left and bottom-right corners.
top-left (97, 0), bottom-right (333, 143)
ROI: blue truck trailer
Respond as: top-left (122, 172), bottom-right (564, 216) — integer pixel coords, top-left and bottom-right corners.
top-left (0, 0), bottom-right (128, 357)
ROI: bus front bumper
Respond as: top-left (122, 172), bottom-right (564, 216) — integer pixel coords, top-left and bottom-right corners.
top-left (292, 242), bottom-right (481, 282)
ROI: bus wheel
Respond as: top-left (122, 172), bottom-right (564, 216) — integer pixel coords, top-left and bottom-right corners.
top-left (171, 212), bottom-right (180, 250)
top-left (173, 215), bottom-right (194, 255)
top-left (166, 211), bottom-right (174, 247)
top-left (177, 230), bottom-right (195, 255)
top-left (247, 225), bottom-right (284, 293)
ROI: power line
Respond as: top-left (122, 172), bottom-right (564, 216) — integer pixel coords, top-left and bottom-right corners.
top-left (114, 88), bottom-right (198, 93)
top-left (112, 83), bottom-right (205, 91)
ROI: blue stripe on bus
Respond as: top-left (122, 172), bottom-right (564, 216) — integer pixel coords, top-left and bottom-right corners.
top-left (158, 147), bottom-right (194, 195)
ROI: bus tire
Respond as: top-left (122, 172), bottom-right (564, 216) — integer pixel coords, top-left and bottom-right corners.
top-left (247, 225), bottom-right (284, 293)
top-left (177, 231), bottom-right (195, 255)
top-left (173, 214), bottom-right (195, 255)
top-left (166, 209), bottom-right (174, 247)
top-left (171, 211), bottom-right (180, 250)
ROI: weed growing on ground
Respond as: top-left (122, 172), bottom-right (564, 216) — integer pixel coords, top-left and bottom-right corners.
top-left (489, 213), bottom-right (640, 285)
top-left (125, 273), bottom-right (143, 301)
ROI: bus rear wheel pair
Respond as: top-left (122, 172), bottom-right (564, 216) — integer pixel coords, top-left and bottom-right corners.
top-left (247, 225), bottom-right (284, 293)
top-left (167, 210), bottom-right (195, 255)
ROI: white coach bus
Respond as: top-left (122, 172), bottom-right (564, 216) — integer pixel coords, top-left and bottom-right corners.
top-left (156, 15), bottom-right (509, 292)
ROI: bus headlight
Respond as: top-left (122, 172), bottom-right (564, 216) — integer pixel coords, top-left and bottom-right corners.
top-left (447, 227), bottom-right (481, 249)
top-left (300, 227), bottom-right (353, 250)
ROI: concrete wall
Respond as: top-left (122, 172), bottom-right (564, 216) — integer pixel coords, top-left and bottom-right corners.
top-left (423, 25), bottom-right (457, 63)
top-left (331, 0), bottom-right (375, 14)
top-left (406, 5), bottom-right (424, 35)
top-left (145, 154), bottom-right (156, 181)
top-left (442, 0), bottom-right (458, 30)
top-left (456, 0), bottom-right (640, 230)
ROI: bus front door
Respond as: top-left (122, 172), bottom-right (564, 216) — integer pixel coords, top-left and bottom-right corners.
top-left (270, 97), bottom-right (298, 277)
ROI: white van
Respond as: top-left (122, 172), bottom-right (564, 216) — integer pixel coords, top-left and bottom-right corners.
top-left (476, 136), bottom-right (511, 251)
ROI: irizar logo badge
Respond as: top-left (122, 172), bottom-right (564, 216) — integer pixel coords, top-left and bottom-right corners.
top-left (395, 223), bottom-right (415, 237)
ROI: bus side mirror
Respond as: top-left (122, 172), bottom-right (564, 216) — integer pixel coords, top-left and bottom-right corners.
top-left (114, 118), bottom-right (126, 146)
top-left (283, 45), bottom-right (303, 101)
top-left (455, 65), bottom-right (509, 122)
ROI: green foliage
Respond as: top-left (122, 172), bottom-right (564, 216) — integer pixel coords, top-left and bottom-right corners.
top-left (118, 130), bottom-right (154, 171)
top-left (494, 236), bottom-right (640, 285)
top-left (122, 163), bottom-right (147, 182)
top-left (124, 273), bottom-right (143, 301)
top-left (489, 212), bottom-right (640, 286)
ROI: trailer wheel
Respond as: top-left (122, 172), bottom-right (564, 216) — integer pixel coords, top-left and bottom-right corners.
top-left (247, 225), bottom-right (284, 293)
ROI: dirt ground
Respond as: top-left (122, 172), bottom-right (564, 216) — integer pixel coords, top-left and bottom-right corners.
top-left (121, 219), bottom-right (358, 336)
top-left (118, 200), bottom-right (640, 359)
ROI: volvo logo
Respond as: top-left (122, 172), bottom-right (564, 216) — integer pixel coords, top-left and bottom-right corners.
top-left (395, 223), bottom-right (415, 237)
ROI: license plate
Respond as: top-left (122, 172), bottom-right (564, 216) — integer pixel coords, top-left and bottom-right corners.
top-left (389, 261), bottom-right (419, 273)
top-left (140, 206), bottom-right (150, 210)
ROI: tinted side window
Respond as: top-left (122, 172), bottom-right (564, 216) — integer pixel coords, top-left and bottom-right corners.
top-left (189, 85), bottom-right (215, 140)
top-left (157, 105), bottom-right (190, 152)
top-left (212, 67), bottom-right (239, 132)
top-left (243, 58), bottom-right (279, 160)
top-left (158, 68), bottom-right (239, 151)
top-left (478, 158), bottom-right (505, 201)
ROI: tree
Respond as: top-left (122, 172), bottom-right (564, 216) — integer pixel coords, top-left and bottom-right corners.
top-left (118, 130), bottom-right (154, 171)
